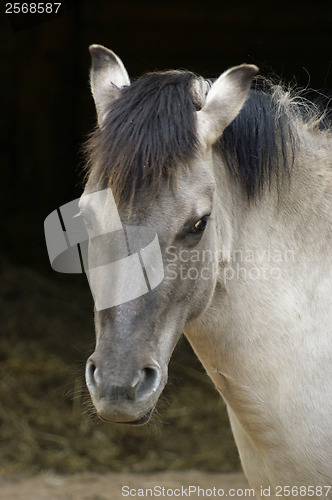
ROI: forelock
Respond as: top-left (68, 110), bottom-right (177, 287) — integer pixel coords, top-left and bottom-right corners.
top-left (85, 70), bottom-right (208, 206)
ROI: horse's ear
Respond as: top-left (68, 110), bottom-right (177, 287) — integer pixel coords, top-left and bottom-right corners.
top-left (89, 45), bottom-right (130, 126)
top-left (197, 64), bottom-right (258, 147)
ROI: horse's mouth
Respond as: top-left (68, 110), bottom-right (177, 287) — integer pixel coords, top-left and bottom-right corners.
top-left (99, 407), bottom-right (154, 426)
top-left (125, 408), bottom-right (154, 426)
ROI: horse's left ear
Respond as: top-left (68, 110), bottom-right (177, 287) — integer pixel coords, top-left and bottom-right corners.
top-left (89, 45), bottom-right (130, 126)
top-left (197, 64), bottom-right (258, 147)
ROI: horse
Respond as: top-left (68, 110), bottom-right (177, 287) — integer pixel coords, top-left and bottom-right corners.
top-left (81, 45), bottom-right (332, 498)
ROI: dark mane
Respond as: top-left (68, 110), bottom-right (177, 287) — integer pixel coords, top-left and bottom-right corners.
top-left (219, 80), bottom-right (332, 197)
top-left (85, 70), bottom-right (201, 204)
top-left (85, 70), bottom-right (330, 202)
top-left (217, 81), bottom-right (295, 198)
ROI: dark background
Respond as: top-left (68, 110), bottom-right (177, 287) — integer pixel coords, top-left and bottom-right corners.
top-left (1, 0), bottom-right (332, 475)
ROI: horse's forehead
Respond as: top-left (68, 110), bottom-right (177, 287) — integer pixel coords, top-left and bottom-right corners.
top-left (145, 166), bottom-right (215, 224)
top-left (81, 154), bottom-right (215, 226)
top-left (174, 158), bottom-right (215, 199)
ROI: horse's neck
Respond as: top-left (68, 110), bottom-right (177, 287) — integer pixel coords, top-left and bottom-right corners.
top-left (185, 139), bottom-right (332, 486)
top-left (189, 130), bottom-right (332, 365)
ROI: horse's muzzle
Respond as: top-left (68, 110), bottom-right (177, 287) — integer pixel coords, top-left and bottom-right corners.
top-left (85, 357), bottom-right (163, 424)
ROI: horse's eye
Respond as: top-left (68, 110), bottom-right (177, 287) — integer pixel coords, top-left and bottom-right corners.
top-left (189, 215), bottom-right (209, 235)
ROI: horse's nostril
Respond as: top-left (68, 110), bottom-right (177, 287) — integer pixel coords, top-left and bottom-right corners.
top-left (85, 357), bottom-right (161, 405)
top-left (85, 358), bottom-right (97, 391)
top-left (133, 366), bottom-right (161, 402)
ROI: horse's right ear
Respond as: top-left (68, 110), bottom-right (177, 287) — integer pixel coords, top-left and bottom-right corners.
top-left (197, 64), bottom-right (258, 147)
top-left (89, 45), bottom-right (130, 126)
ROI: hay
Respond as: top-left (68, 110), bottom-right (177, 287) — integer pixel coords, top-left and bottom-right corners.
top-left (0, 255), bottom-right (239, 475)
